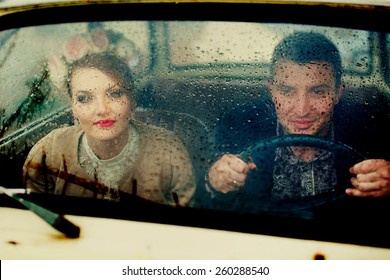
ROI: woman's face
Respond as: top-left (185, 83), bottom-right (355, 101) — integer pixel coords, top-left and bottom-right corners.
top-left (269, 60), bottom-right (342, 136)
top-left (70, 67), bottom-right (134, 142)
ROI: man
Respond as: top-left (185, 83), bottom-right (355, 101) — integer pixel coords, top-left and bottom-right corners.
top-left (205, 31), bottom-right (390, 212)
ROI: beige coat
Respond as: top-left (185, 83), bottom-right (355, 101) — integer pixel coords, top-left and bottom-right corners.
top-left (23, 123), bottom-right (196, 206)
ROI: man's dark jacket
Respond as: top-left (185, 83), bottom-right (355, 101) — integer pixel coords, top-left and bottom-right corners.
top-left (198, 86), bottom-right (390, 213)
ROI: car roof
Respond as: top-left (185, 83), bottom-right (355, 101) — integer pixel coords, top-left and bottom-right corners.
top-left (1, 0), bottom-right (390, 9)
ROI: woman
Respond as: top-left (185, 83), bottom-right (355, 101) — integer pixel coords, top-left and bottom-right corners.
top-left (23, 52), bottom-right (196, 206)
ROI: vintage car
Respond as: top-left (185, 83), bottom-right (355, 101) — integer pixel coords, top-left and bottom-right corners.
top-left (1, 0), bottom-right (390, 261)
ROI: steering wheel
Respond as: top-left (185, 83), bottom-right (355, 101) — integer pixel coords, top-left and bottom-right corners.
top-left (239, 134), bottom-right (366, 213)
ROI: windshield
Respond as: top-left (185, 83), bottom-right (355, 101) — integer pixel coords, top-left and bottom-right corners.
top-left (1, 15), bottom-right (390, 248)
top-left (0, 22), bottom-right (376, 136)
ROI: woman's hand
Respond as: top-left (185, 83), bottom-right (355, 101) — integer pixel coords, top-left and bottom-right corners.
top-left (347, 159), bottom-right (390, 197)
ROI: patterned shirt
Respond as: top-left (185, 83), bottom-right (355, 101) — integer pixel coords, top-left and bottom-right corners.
top-left (271, 122), bottom-right (337, 200)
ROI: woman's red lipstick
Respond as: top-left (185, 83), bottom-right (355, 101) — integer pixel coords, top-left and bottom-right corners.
top-left (94, 119), bottom-right (116, 127)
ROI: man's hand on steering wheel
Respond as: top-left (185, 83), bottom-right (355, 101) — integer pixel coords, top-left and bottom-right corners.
top-left (347, 159), bottom-right (390, 197)
top-left (207, 154), bottom-right (257, 193)
top-left (208, 134), bottom-right (366, 196)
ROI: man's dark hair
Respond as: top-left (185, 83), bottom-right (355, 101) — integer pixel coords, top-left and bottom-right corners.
top-left (271, 31), bottom-right (342, 87)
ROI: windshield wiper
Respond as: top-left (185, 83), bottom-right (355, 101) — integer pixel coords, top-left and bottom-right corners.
top-left (0, 186), bottom-right (80, 238)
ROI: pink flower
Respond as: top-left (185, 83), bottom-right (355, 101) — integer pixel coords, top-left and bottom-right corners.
top-left (90, 28), bottom-right (110, 50)
top-left (63, 28), bottom-right (110, 62)
top-left (47, 53), bottom-right (67, 89)
top-left (47, 27), bottom-right (144, 90)
top-left (64, 36), bottom-right (91, 61)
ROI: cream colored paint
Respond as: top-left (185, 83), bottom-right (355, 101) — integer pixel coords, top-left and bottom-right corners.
top-left (1, 207), bottom-right (389, 259)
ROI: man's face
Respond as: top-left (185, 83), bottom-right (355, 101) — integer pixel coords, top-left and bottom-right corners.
top-left (269, 60), bottom-right (342, 136)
